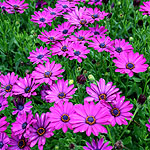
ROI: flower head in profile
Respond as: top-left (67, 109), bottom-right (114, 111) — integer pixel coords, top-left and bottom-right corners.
top-left (113, 51), bottom-right (149, 77)
top-left (139, 1), bottom-right (150, 16)
top-left (46, 79), bottom-right (77, 103)
top-left (0, 72), bottom-right (18, 98)
top-left (0, 132), bottom-right (9, 150)
top-left (0, 96), bottom-right (8, 111)
top-left (146, 118), bottom-right (150, 132)
top-left (36, 0), bottom-right (48, 9)
top-left (70, 101), bottom-right (110, 136)
top-left (25, 113), bottom-right (54, 150)
top-left (0, 116), bottom-right (9, 132)
top-left (40, 85), bottom-right (50, 102)
top-left (83, 138), bottom-right (113, 150)
top-left (32, 61), bottom-right (64, 85)
top-left (49, 101), bottom-right (75, 133)
top-left (28, 46), bottom-right (51, 64)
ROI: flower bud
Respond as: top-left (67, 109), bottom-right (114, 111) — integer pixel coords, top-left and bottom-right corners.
top-left (77, 67), bottom-right (82, 71)
top-left (68, 79), bottom-right (74, 85)
top-left (147, 96), bottom-right (150, 101)
top-left (69, 143), bottom-right (75, 149)
top-left (102, 0), bottom-right (109, 5)
top-left (88, 74), bottom-right (95, 82)
top-left (117, 1), bottom-right (121, 5)
top-left (133, 0), bottom-right (141, 7)
top-left (77, 75), bottom-right (86, 84)
top-left (129, 37), bottom-right (134, 42)
top-left (55, 146), bottom-right (59, 150)
top-left (138, 94), bottom-right (147, 105)
top-left (114, 140), bottom-right (124, 149)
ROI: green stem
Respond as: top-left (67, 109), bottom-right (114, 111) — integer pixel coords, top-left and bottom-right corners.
top-left (125, 75), bottom-right (129, 97)
top-left (106, 125), bottom-right (114, 144)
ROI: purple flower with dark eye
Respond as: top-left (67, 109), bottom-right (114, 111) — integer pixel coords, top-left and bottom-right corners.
top-left (36, 0), bottom-right (48, 9)
top-left (0, 72), bottom-right (18, 98)
top-left (139, 1), bottom-right (150, 16)
top-left (0, 132), bottom-right (9, 150)
top-left (0, 116), bottom-right (9, 132)
top-left (0, 96), bottom-right (8, 111)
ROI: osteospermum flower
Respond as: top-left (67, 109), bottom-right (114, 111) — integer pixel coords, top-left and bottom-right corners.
top-left (88, 35), bottom-right (114, 52)
top-left (68, 42), bottom-right (90, 63)
top-left (4, 0), bottom-right (28, 14)
top-left (11, 113), bottom-right (36, 138)
top-left (113, 51), bottom-right (149, 77)
top-left (0, 116), bottom-right (9, 132)
top-left (139, 1), bottom-right (150, 16)
top-left (89, 24), bottom-right (107, 36)
top-left (31, 11), bottom-right (52, 28)
top-left (0, 72), bottom-right (18, 98)
top-left (13, 74), bottom-right (39, 97)
top-left (55, 22), bottom-right (77, 36)
top-left (32, 61), bottom-right (64, 85)
top-left (28, 46), bottom-right (51, 64)
top-left (12, 97), bottom-right (32, 116)
top-left (38, 30), bottom-right (64, 44)
top-left (25, 113), bottom-right (54, 150)
top-left (46, 79), bottom-right (77, 103)
top-left (0, 132), bottom-right (9, 150)
top-left (146, 118), bottom-right (150, 132)
top-left (84, 78), bottom-right (120, 103)
top-left (70, 101), bottom-right (110, 136)
top-left (0, 96), bottom-right (8, 111)
top-left (49, 101), bottom-right (75, 133)
top-left (108, 39), bottom-right (134, 58)
top-left (8, 135), bottom-right (30, 150)
top-left (106, 94), bottom-right (133, 126)
top-left (83, 138), bottom-right (113, 150)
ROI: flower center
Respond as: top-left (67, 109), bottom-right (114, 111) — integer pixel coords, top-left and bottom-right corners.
top-left (0, 103), bottom-right (2, 108)
top-left (39, 18), bottom-right (45, 22)
top-left (5, 84), bottom-right (12, 92)
top-left (58, 92), bottom-right (66, 99)
top-left (13, 5), bottom-right (19, 9)
top-left (126, 63), bottom-right (135, 70)
top-left (99, 43), bottom-right (106, 48)
top-left (44, 71), bottom-right (52, 78)
top-left (37, 127), bottom-right (46, 136)
top-left (74, 51), bottom-right (80, 56)
top-left (17, 104), bottom-right (24, 110)
top-left (25, 87), bottom-right (31, 93)
top-left (115, 47), bottom-right (122, 53)
top-left (63, 5), bottom-right (68, 8)
top-left (50, 12), bottom-right (56, 15)
top-left (95, 0), bottom-right (100, 2)
top-left (37, 54), bottom-right (44, 59)
top-left (0, 142), bottom-right (3, 148)
top-left (80, 20), bottom-right (86, 25)
top-left (61, 46), bottom-right (68, 52)
top-left (99, 94), bottom-right (107, 100)
top-left (18, 139), bottom-right (26, 149)
top-left (48, 37), bottom-right (55, 41)
top-left (22, 122), bottom-right (27, 129)
top-left (61, 114), bottom-right (70, 122)
top-left (77, 36), bottom-right (85, 41)
top-left (94, 31), bottom-right (100, 35)
top-left (86, 116), bottom-right (96, 125)
top-left (92, 14), bottom-right (99, 19)
top-left (62, 29), bottom-right (68, 34)
top-left (111, 108), bottom-right (120, 117)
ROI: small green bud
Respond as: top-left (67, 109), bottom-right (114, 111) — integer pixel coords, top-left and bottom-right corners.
top-left (119, 13), bottom-right (124, 19)
top-left (88, 74), bottom-right (95, 82)
top-left (117, 1), bottom-right (121, 5)
top-left (148, 67), bottom-right (150, 71)
top-left (147, 96), bottom-right (150, 101)
top-left (15, 21), bottom-right (20, 25)
top-left (31, 30), bottom-right (35, 34)
top-left (77, 67), bottom-right (82, 71)
top-left (55, 146), bottom-right (59, 150)
top-left (129, 37), bottom-right (134, 42)
top-left (30, 35), bottom-right (33, 38)
top-left (143, 15), bottom-right (148, 19)
top-left (68, 79), bottom-right (74, 85)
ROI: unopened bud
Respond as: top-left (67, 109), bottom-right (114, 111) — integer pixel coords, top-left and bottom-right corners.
top-left (88, 74), bottom-right (95, 82)
top-left (129, 37), bottom-right (134, 42)
top-left (55, 146), bottom-right (59, 150)
top-left (138, 94), bottom-right (147, 105)
top-left (68, 79), bottom-right (74, 85)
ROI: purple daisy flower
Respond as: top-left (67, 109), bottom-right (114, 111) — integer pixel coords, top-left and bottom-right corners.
top-left (88, 35), bottom-right (115, 52)
top-left (8, 135), bottom-right (30, 150)
top-left (0, 2), bottom-right (7, 13)
top-left (49, 101), bottom-right (75, 133)
top-left (31, 11), bottom-right (52, 28)
top-left (36, 0), bottom-right (48, 9)
top-left (58, 0), bottom-right (80, 4)
top-left (106, 94), bottom-right (133, 126)
top-left (0, 96), bottom-right (8, 111)
top-left (0, 132), bottom-right (9, 150)
top-left (25, 113), bottom-right (54, 150)
top-left (83, 138), bottom-right (113, 150)
top-left (139, 1), bottom-right (150, 16)
top-left (68, 42), bottom-right (90, 63)
top-left (88, 0), bottom-right (102, 6)
top-left (70, 101), bottom-right (110, 136)
top-left (38, 30), bottom-right (64, 44)
top-left (146, 118), bottom-right (150, 132)
top-left (32, 61), bottom-right (64, 85)
top-left (0, 116), bottom-right (9, 132)
top-left (28, 46), bottom-right (51, 65)
top-left (113, 51), bottom-right (149, 77)
top-left (86, 7), bottom-right (108, 24)
top-left (0, 72), bottom-right (18, 98)
top-left (50, 39), bottom-right (72, 57)
top-left (84, 78), bottom-right (120, 103)
top-left (46, 79), bottom-right (77, 103)
top-left (13, 74), bottom-right (40, 98)
top-left (108, 39), bottom-right (134, 58)
top-left (55, 22), bottom-right (77, 36)
top-left (12, 96), bottom-right (32, 116)
top-left (11, 113), bottom-right (36, 138)
top-left (40, 85), bottom-right (50, 102)
top-left (4, 0), bottom-right (28, 14)
top-left (89, 24), bottom-right (107, 36)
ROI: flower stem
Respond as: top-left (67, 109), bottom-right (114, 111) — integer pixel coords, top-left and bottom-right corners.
top-left (106, 125), bottom-right (114, 145)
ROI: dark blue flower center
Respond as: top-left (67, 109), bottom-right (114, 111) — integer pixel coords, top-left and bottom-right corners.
top-left (115, 47), bottom-right (122, 53)
top-left (22, 122), bottom-right (27, 129)
top-left (5, 84), bottom-right (12, 92)
top-left (39, 18), bottom-right (45, 22)
top-left (99, 43), bottom-right (106, 48)
top-left (62, 29), bottom-right (68, 34)
top-left (58, 92), bottom-right (66, 99)
top-left (44, 71), bottom-right (52, 78)
top-left (95, 0), bottom-right (100, 2)
top-left (99, 94), bottom-right (107, 100)
top-left (61, 114), bottom-right (70, 122)
top-left (13, 5), bottom-right (19, 9)
top-left (25, 87), bottom-right (31, 93)
top-left (61, 46), bottom-right (68, 52)
top-left (77, 36), bottom-right (85, 41)
top-left (111, 108), bottom-right (120, 117)
top-left (48, 37), bottom-right (55, 41)
top-left (126, 63), bottom-right (135, 70)
top-left (18, 139), bottom-right (26, 149)
top-left (50, 12), bottom-right (56, 15)
top-left (86, 116), bottom-right (96, 125)
top-left (80, 20), bottom-right (86, 25)
top-left (37, 55), bottom-right (44, 59)
top-left (0, 103), bottom-right (2, 108)
top-left (63, 5), bottom-right (68, 8)
top-left (0, 142), bottom-right (3, 148)
top-left (17, 104), bottom-right (24, 110)
top-left (37, 127), bottom-right (45, 136)
top-left (94, 31), bottom-right (100, 35)
top-left (92, 14), bottom-right (99, 19)
top-left (2, 6), bottom-right (6, 9)
top-left (74, 51), bottom-right (80, 56)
